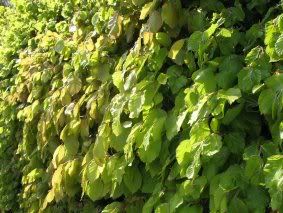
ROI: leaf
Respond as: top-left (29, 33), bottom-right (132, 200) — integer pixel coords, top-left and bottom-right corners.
top-left (244, 155), bottom-right (263, 184)
top-left (218, 88), bottom-right (242, 104)
top-left (64, 135), bottom-right (79, 156)
top-left (265, 74), bottom-right (283, 91)
top-left (202, 134), bottom-right (222, 157)
top-left (54, 39), bottom-right (64, 53)
top-left (228, 197), bottom-right (248, 213)
top-left (192, 67), bottom-right (217, 93)
top-left (124, 124), bottom-right (142, 164)
top-left (218, 28), bottom-right (232, 37)
top-left (87, 160), bottom-right (102, 182)
top-left (258, 89), bottom-right (276, 115)
top-left (155, 203), bottom-right (170, 213)
top-left (180, 176), bottom-right (207, 199)
top-left (86, 179), bottom-right (106, 201)
top-left (52, 165), bottom-right (64, 201)
top-left (67, 76), bottom-right (82, 96)
top-left (161, 2), bottom-right (178, 28)
top-left (124, 71), bottom-right (137, 91)
top-left (222, 102), bottom-right (244, 125)
top-left (167, 65), bottom-right (188, 94)
top-left (93, 134), bottom-right (109, 163)
top-left (238, 67), bottom-right (261, 92)
top-left (128, 90), bottom-right (145, 118)
top-left (275, 34), bottom-right (283, 56)
top-left (187, 31), bottom-right (205, 52)
top-left (155, 32), bottom-right (172, 47)
top-left (166, 110), bottom-right (188, 140)
top-left (187, 9), bottom-right (208, 32)
top-left (140, 0), bottom-right (157, 20)
top-left (168, 192), bottom-right (184, 212)
top-left (223, 132), bottom-right (245, 154)
top-left (157, 73), bottom-right (168, 85)
top-left (264, 155), bottom-right (283, 211)
top-left (188, 95), bottom-right (209, 125)
top-left (148, 48), bottom-right (168, 71)
top-left (138, 109), bottom-right (167, 163)
top-left (108, 14), bottom-right (123, 38)
top-left (204, 18), bottom-right (224, 38)
top-left (178, 205), bottom-right (203, 213)
top-left (110, 94), bottom-right (127, 136)
top-left (245, 47), bottom-right (271, 79)
top-left (216, 55), bottom-right (243, 89)
top-left (102, 202), bottom-right (123, 213)
top-left (142, 191), bottom-right (162, 213)
top-left (52, 145), bottom-right (67, 168)
top-left (42, 190), bottom-right (55, 210)
top-left (148, 11), bottom-right (163, 33)
top-left (168, 39), bottom-right (185, 60)
top-left (123, 165), bottom-right (142, 193)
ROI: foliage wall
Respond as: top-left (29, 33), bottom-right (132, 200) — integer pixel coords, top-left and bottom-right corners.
top-left (0, 0), bottom-right (283, 212)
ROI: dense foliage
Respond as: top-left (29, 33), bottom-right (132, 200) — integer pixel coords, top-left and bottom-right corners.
top-left (0, 0), bottom-right (283, 212)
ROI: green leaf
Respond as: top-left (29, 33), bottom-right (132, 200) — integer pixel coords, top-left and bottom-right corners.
top-left (167, 65), bottom-right (188, 94)
top-left (157, 73), bottom-right (168, 85)
top-left (54, 39), bottom-right (64, 53)
top-left (155, 32), bottom-right (172, 47)
top-left (222, 102), bottom-right (244, 125)
top-left (228, 197), bottom-right (248, 213)
top-left (187, 9), bottom-right (208, 32)
top-left (124, 71), bottom-right (137, 91)
top-left (244, 155), bottom-right (263, 184)
top-left (138, 109), bottom-right (167, 163)
top-left (192, 67), bottom-right (217, 93)
top-left (64, 136), bottom-right (79, 156)
top-left (265, 74), bottom-right (283, 91)
top-left (275, 34), bottom-right (283, 56)
top-left (218, 88), bottom-right (242, 104)
top-left (148, 11), bottom-right (163, 33)
top-left (123, 165), bottom-right (142, 193)
top-left (176, 121), bottom-right (212, 177)
top-left (264, 155), bottom-right (283, 211)
top-left (102, 202), bottom-right (123, 213)
top-left (180, 176), bottom-right (207, 199)
top-left (223, 132), bottom-right (245, 154)
top-left (178, 205), bottom-right (202, 213)
top-left (161, 2), bottom-right (178, 28)
top-left (67, 76), bottom-right (82, 96)
top-left (86, 179), bottom-right (106, 201)
top-left (140, 0), bottom-right (157, 20)
top-left (245, 47), bottom-right (271, 79)
top-left (202, 134), bottom-right (222, 157)
top-left (218, 28), bottom-right (232, 37)
top-left (166, 110), bottom-right (188, 140)
top-left (238, 67), bottom-right (261, 92)
top-left (187, 31), bottom-right (205, 52)
top-left (168, 39), bottom-right (185, 60)
top-left (155, 203), bottom-right (170, 213)
top-left (188, 95), bottom-right (209, 125)
top-left (258, 89), bottom-right (276, 115)
top-left (128, 90), bottom-right (145, 119)
top-left (87, 160), bottom-right (102, 182)
top-left (216, 55), bottom-right (243, 89)
top-left (204, 18), bottom-right (224, 38)
top-left (245, 186), bottom-right (269, 212)
top-left (110, 94), bottom-right (127, 136)
top-left (148, 48), bottom-right (168, 71)
top-left (142, 191), bottom-right (162, 213)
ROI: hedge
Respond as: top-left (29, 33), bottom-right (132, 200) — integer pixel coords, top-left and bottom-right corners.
top-left (0, 0), bottom-right (282, 212)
